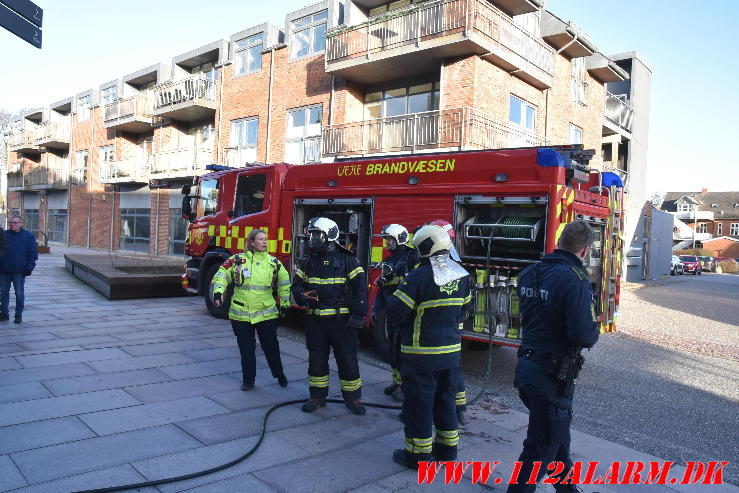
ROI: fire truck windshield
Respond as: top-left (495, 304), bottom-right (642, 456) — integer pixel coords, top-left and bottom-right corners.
top-left (195, 178), bottom-right (219, 218)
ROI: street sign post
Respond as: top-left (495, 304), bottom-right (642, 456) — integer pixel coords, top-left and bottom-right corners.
top-left (0, 0), bottom-right (42, 48)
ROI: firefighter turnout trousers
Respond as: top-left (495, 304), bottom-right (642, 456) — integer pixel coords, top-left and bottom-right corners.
top-left (401, 363), bottom-right (460, 461)
top-left (306, 315), bottom-right (362, 401)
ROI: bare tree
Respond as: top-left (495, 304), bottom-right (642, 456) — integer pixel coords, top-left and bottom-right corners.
top-left (649, 191), bottom-right (666, 209)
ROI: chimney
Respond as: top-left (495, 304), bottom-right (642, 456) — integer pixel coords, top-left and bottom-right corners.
top-left (701, 188), bottom-right (708, 193)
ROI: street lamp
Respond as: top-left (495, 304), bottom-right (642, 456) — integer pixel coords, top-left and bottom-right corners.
top-left (692, 203), bottom-right (697, 251)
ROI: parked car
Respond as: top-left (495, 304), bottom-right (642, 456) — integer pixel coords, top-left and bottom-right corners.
top-left (679, 256), bottom-right (702, 275)
top-left (715, 257), bottom-right (737, 264)
top-left (670, 256), bottom-right (684, 276)
top-left (697, 256), bottom-right (716, 272)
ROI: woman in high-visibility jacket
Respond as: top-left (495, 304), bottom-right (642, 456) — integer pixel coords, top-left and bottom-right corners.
top-left (213, 229), bottom-right (291, 391)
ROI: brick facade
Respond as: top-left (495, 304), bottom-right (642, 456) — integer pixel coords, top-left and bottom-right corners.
top-left (5, 0), bottom-right (625, 255)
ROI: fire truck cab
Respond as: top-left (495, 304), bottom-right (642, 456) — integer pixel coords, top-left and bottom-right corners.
top-left (181, 146), bottom-right (624, 355)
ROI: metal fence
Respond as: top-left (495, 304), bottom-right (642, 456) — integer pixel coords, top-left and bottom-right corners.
top-left (151, 148), bottom-right (213, 175)
top-left (33, 122), bottom-right (70, 144)
top-left (100, 156), bottom-right (152, 181)
top-left (104, 95), bottom-right (153, 122)
top-left (153, 77), bottom-right (217, 110)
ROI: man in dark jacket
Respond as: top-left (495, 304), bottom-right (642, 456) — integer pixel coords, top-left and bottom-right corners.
top-left (292, 217), bottom-right (368, 415)
top-left (387, 224), bottom-right (472, 468)
top-left (0, 216), bottom-right (38, 323)
top-left (507, 220), bottom-right (599, 493)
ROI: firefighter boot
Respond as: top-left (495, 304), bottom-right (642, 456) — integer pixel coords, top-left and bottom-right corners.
top-left (457, 410), bottom-right (467, 426)
top-left (391, 388), bottom-right (404, 402)
top-left (301, 398), bottom-right (326, 413)
top-left (384, 382), bottom-right (400, 396)
top-left (393, 449), bottom-right (432, 470)
top-left (345, 399), bottom-right (366, 415)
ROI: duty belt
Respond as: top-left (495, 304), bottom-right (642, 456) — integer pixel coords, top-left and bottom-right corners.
top-left (518, 348), bottom-right (550, 366)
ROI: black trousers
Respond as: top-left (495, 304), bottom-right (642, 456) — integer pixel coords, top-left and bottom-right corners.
top-left (401, 363), bottom-right (459, 461)
top-left (506, 384), bottom-right (574, 493)
top-left (231, 318), bottom-right (284, 386)
top-left (306, 315), bottom-right (362, 400)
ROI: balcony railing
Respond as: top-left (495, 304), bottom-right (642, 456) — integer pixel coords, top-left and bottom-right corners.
top-left (604, 92), bottom-right (633, 132)
top-left (100, 156), bottom-right (152, 182)
top-left (153, 77), bottom-right (217, 110)
top-left (8, 131), bottom-right (37, 151)
top-left (7, 172), bottom-right (24, 189)
top-left (326, 0), bottom-right (554, 77)
top-left (322, 107), bottom-right (546, 156)
top-left (26, 159), bottom-right (70, 188)
top-left (104, 95), bottom-right (154, 122)
top-left (151, 147), bottom-right (214, 176)
top-left (34, 122), bottom-right (70, 146)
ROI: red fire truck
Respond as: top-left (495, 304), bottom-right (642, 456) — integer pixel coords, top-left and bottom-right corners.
top-left (181, 146), bottom-right (624, 355)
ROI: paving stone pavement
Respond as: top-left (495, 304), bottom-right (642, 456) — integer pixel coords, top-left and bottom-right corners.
top-left (0, 246), bottom-right (737, 493)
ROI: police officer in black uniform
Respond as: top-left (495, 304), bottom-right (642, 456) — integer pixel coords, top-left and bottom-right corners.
top-left (507, 220), bottom-right (600, 493)
top-left (387, 224), bottom-right (472, 468)
top-left (374, 224), bottom-right (419, 402)
top-left (292, 217), bottom-right (368, 415)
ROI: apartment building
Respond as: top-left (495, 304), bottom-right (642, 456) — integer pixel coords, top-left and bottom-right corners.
top-left (4, 0), bottom-right (649, 258)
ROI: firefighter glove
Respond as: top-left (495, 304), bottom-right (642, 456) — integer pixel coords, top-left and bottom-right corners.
top-left (213, 293), bottom-right (223, 306)
top-left (23, 270), bottom-right (32, 277)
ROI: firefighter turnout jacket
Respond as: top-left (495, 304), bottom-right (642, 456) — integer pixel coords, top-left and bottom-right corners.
top-left (292, 245), bottom-right (368, 320)
top-left (387, 259), bottom-right (472, 370)
top-left (374, 244), bottom-right (420, 315)
top-left (212, 251), bottom-right (291, 323)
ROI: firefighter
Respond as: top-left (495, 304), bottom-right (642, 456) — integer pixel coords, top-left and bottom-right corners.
top-left (374, 224), bottom-right (419, 402)
top-left (387, 224), bottom-right (472, 468)
top-left (506, 221), bottom-right (599, 493)
top-left (426, 219), bottom-right (468, 426)
top-left (212, 229), bottom-right (291, 391)
top-left (292, 217), bottom-right (368, 415)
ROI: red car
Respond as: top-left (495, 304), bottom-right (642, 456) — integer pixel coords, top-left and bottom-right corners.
top-left (679, 256), bottom-right (702, 275)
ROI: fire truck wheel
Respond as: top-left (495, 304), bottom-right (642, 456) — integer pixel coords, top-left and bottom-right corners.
top-left (371, 310), bottom-right (392, 363)
top-left (204, 262), bottom-right (232, 319)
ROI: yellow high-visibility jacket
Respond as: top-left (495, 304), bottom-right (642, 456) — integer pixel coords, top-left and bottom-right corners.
top-left (212, 251), bottom-right (291, 323)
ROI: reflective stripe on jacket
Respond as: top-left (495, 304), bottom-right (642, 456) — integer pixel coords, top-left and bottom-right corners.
top-left (212, 251), bottom-right (291, 323)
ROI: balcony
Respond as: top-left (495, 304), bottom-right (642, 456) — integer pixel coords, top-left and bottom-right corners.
top-left (27, 162), bottom-right (69, 190)
top-left (152, 77), bottom-right (217, 122)
top-left (100, 156), bottom-right (152, 184)
top-left (322, 107), bottom-right (547, 157)
top-left (325, 0), bottom-right (555, 88)
top-left (8, 131), bottom-right (40, 154)
top-left (150, 148), bottom-right (214, 178)
top-left (34, 122), bottom-right (70, 150)
top-left (675, 210), bottom-right (714, 221)
top-left (7, 171), bottom-right (24, 190)
top-left (603, 91), bottom-right (634, 135)
top-left (103, 95), bottom-right (155, 132)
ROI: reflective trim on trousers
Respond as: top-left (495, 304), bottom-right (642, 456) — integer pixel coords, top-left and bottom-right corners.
top-left (308, 307), bottom-right (350, 316)
top-left (455, 391), bottom-right (466, 406)
top-left (229, 306), bottom-right (279, 320)
top-left (435, 428), bottom-right (459, 447)
top-left (404, 437), bottom-right (433, 454)
top-left (401, 344), bottom-right (461, 355)
top-left (308, 374), bottom-right (329, 388)
top-left (391, 368), bottom-right (402, 384)
top-left (340, 377), bottom-right (362, 392)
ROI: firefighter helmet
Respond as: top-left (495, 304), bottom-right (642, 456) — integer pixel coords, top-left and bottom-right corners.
top-left (380, 224), bottom-right (409, 247)
top-left (412, 224), bottom-right (451, 258)
top-left (426, 219), bottom-right (455, 240)
top-left (306, 217), bottom-right (340, 242)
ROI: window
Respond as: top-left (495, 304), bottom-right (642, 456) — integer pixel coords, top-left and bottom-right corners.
top-left (233, 173), bottom-right (267, 217)
top-left (717, 223), bottom-right (723, 235)
top-left (168, 208), bottom-right (188, 255)
top-left (74, 150), bottom-right (88, 184)
top-left (120, 208), bottom-right (151, 253)
top-left (77, 95), bottom-right (91, 122)
top-left (569, 124), bottom-right (582, 145)
top-left (99, 145), bottom-right (114, 165)
top-left (23, 209), bottom-right (39, 239)
top-left (290, 10), bottom-right (328, 59)
top-left (370, 0), bottom-right (410, 16)
top-left (285, 105), bottom-right (322, 164)
top-left (677, 202), bottom-right (691, 213)
top-left (730, 223), bottom-right (739, 236)
top-left (197, 178), bottom-right (219, 217)
top-left (101, 86), bottom-right (118, 106)
top-left (365, 82), bottom-right (440, 119)
top-left (47, 209), bottom-right (67, 242)
top-left (234, 33), bottom-right (265, 75)
top-left (230, 118), bottom-right (259, 165)
top-left (697, 223), bottom-right (707, 234)
top-left (509, 95), bottom-right (536, 132)
top-left (571, 58), bottom-right (587, 105)
top-left (191, 62), bottom-right (217, 82)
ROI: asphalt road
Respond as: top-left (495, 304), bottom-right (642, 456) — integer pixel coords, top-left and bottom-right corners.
top-left (281, 272), bottom-right (739, 485)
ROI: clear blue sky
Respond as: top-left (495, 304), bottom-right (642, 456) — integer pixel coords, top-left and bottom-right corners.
top-left (1, 0), bottom-right (736, 193)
